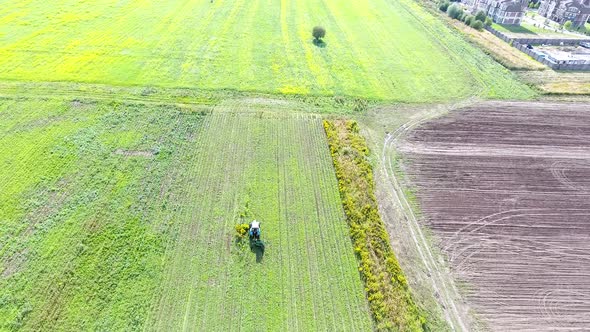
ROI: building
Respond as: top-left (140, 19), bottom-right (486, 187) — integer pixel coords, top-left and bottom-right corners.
top-left (464, 0), bottom-right (529, 25)
top-left (537, 45), bottom-right (590, 65)
top-left (539, 0), bottom-right (590, 27)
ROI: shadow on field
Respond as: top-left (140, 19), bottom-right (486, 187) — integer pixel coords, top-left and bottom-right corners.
top-left (313, 39), bottom-right (327, 48)
top-left (249, 238), bottom-right (265, 263)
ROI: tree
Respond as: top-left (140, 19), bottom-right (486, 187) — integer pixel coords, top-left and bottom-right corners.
top-left (475, 10), bottom-right (486, 22)
top-left (439, 1), bottom-right (450, 12)
top-left (564, 20), bottom-right (573, 30)
top-left (471, 20), bottom-right (484, 30)
top-left (485, 17), bottom-right (493, 26)
top-left (447, 4), bottom-right (464, 20)
top-left (312, 26), bottom-right (326, 41)
top-left (464, 15), bottom-right (474, 26)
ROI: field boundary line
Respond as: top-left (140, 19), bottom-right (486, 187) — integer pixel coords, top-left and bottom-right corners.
top-left (380, 98), bottom-right (480, 332)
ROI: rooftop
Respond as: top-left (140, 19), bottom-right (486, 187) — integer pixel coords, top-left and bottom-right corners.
top-left (536, 45), bottom-right (590, 62)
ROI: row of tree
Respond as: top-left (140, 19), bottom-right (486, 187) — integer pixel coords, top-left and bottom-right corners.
top-left (439, 2), bottom-right (492, 30)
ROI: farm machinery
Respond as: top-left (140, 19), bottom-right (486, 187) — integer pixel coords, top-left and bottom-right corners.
top-left (249, 220), bottom-right (265, 252)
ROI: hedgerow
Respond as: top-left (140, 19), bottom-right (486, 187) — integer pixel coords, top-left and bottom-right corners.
top-left (323, 119), bottom-right (426, 331)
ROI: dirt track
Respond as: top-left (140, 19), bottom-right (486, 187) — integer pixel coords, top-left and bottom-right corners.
top-left (400, 102), bottom-right (590, 331)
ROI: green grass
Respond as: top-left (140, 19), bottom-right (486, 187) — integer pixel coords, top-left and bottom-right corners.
top-left (0, 0), bottom-right (532, 102)
top-left (492, 22), bottom-right (539, 35)
top-left (492, 21), bottom-right (585, 38)
top-left (0, 80), bottom-right (373, 115)
top-left (0, 98), bottom-right (373, 330)
top-left (0, 98), bottom-right (208, 331)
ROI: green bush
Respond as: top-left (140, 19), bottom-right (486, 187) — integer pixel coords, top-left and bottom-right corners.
top-left (464, 15), bottom-right (474, 25)
top-left (439, 1), bottom-right (450, 12)
top-left (447, 3), bottom-right (463, 20)
top-left (475, 10), bottom-right (486, 22)
top-left (485, 16), bottom-right (493, 26)
top-left (312, 26), bottom-right (326, 41)
top-left (564, 20), bottom-right (573, 30)
top-left (471, 19), bottom-right (484, 30)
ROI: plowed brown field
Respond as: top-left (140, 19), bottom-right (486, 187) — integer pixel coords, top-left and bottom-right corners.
top-left (400, 102), bottom-right (590, 331)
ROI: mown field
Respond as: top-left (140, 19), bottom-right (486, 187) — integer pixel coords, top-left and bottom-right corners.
top-left (0, 99), bottom-right (372, 330)
top-left (0, 0), bottom-right (532, 102)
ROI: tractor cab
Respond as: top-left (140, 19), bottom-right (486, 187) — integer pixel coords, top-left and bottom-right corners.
top-left (248, 220), bottom-right (265, 254)
top-left (249, 220), bottom-right (261, 240)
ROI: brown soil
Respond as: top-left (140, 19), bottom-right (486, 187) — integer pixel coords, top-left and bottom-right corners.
top-left (400, 101), bottom-right (590, 331)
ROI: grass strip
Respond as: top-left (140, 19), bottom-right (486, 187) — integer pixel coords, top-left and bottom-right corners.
top-left (323, 119), bottom-right (425, 331)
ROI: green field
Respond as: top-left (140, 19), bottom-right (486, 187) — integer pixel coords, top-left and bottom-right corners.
top-left (0, 99), bottom-right (372, 330)
top-left (0, 0), bottom-right (547, 330)
top-left (0, 0), bottom-right (532, 101)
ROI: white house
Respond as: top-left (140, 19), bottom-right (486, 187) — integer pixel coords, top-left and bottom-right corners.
top-left (539, 0), bottom-right (590, 27)
top-left (464, 0), bottom-right (529, 25)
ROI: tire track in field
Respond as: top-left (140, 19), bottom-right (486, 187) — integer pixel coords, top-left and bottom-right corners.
top-left (143, 112), bottom-right (206, 329)
top-left (193, 112), bottom-right (240, 330)
top-left (216, 111), bottom-right (256, 331)
top-left (274, 116), bottom-right (290, 331)
top-left (178, 113), bottom-right (226, 330)
top-left (307, 116), bottom-right (368, 331)
top-left (297, 117), bottom-right (339, 330)
top-left (143, 114), bottom-right (201, 329)
top-left (229, 112), bottom-right (260, 330)
top-left (292, 117), bottom-right (321, 330)
top-left (193, 113), bottom-right (248, 330)
top-left (161, 114), bottom-right (212, 329)
top-left (148, 114), bottom-right (220, 330)
top-left (303, 116), bottom-right (343, 330)
top-left (380, 100), bottom-right (477, 332)
top-left (550, 160), bottom-right (590, 193)
top-left (281, 117), bottom-right (300, 331)
top-left (286, 115), bottom-right (314, 330)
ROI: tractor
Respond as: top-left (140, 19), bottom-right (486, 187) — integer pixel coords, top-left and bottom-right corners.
top-left (249, 220), bottom-right (265, 252)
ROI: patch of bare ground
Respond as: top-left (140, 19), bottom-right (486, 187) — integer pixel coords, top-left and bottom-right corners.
top-left (1, 249), bottom-right (28, 278)
top-left (2, 179), bottom-right (72, 279)
top-left (113, 149), bottom-right (155, 157)
top-left (400, 101), bottom-right (590, 331)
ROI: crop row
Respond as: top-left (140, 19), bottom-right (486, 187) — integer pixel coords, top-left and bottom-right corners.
top-left (145, 112), bottom-right (373, 330)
